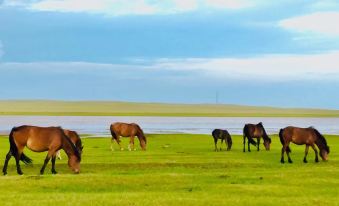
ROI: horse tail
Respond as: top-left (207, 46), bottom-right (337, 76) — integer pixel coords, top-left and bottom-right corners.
top-left (9, 127), bottom-right (32, 164)
top-left (279, 128), bottom-right (291, 153)
top-left (110, 125), bottom-right (118, 140)
top-left (243, 125), bottom-right (256, 146)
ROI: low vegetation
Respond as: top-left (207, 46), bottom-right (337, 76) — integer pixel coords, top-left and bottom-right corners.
top-left (0, 133), bottom-right (338, 205)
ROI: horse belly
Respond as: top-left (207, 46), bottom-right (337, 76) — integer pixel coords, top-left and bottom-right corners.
top-left (26, 138), bottom-right (48, 152)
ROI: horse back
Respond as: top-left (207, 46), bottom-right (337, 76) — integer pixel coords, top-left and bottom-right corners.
top-left (212, 129), bottom-right (230, 139)
top-left (281, 126), bottom-right (317, 145)
top-left (12, 125), bottom-right (64, 152)
top-left (110, 122), bottom-right (140, 137)
top-left (244, 124), bottom-right (263, 138)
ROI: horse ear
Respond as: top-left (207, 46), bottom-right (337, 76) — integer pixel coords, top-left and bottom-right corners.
top-left (81, 146), bottom-right (84, 150)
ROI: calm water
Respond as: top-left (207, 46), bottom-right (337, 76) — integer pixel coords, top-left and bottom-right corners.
top-left (0, 116), bottom-right (339, 136)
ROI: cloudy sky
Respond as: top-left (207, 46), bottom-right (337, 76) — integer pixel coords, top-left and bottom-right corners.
top-left (1, 0), bottom-right (339, 108)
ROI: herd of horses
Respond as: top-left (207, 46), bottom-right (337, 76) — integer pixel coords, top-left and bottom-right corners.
top-left (213, 122), bottom-right (330, 163)
top-left (2, 121), bottom-right (330, 175)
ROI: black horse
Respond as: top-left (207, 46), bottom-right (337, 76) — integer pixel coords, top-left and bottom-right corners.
top-left (243, 122), bottom-right (271, 152)
top-left (212, 129), bottom-right (232, 151)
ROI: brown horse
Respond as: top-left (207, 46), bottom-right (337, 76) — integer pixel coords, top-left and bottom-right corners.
top-left (2, 125), bottom-right (81, 175)
top-left (56, 129), bottom-right (83, 160)
top-left (110, 122), bottom-right (147, 151)
top-left (279, 126), bottom-right (330, 163)
top-left (243, 122), bottom-right (271, 152)
top-left (212, 129), bottom-right (232, 151)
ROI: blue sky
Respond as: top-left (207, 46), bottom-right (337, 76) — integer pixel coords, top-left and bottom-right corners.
top-left (1, 0), bottom-right (339, 108)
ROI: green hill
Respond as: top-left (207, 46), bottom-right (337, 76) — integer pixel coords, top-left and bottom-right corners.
top-left (0, 100), bottom-right (338, 117)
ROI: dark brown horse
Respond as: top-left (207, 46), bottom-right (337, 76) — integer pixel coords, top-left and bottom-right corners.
top-left (279, 126), bottom-right (330, 163)
top-left (110, 122), bottom-right (147, 151)
top-left (212, 129), bottom-right (232, 151)
top-left (56, 129), bottom-right (83, 160)
top-left (243, 122), bottom-right (271, 152)
top-left (2, 125), bottom-right (81, 175)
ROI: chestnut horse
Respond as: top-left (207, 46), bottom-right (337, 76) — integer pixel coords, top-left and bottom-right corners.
top-left (243, 122), bottom-right (271, 152)
top-left (212, 129), bottom-right (232, 151)
top-left (2, 125), bottom-right (81, 175)
top-left (110, 122), bottom-right (147, 151)
top-left (279, 126), bottom-right (330, 163)
top-left (56, 129), bottom-right (83, 160)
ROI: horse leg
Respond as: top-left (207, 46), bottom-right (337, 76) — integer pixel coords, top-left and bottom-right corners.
top-left (117, 137), bottom-right (124, 151)
top-left (14, 147), bottom-right (24, 175)
top-left (2, 151), bottom-right (12, 175)
top-left (248, 139), bottom-right (251, 152)
top-left (303, 145), bottom-right (309, 163)
top-left (220, 138), bottom-right (224, 151)
top-left (286, 144), bottom-right (293, 163)
top-left (129, 136), bottom-right (136, 151)
top-left (51, 154), bottom-right (58, 174)
top-left (215, 138), bottom-right (219, 152)
top-left (243, 136), bottom-right (246, 152)
top-left (257, 138), bottom-right (260, 151)
top-left (280, 146), bottom-right (285, 163)
top-left (56, 150), bottom-right (62, 160)
top-left (110, 138), bottom-right (115, 151)
top-left (311, 144), bottom-right (319, 162)
top-left (40, 151), bottom-right (54, 175)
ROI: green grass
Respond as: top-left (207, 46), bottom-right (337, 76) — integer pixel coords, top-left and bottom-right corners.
top-left (0, 134), bottom-right (339, 205)
top-left (1, 100), bottom-right (339, 117)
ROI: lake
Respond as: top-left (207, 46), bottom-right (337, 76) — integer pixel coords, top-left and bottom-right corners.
top-left (0, 116), bottom-right (338, 136)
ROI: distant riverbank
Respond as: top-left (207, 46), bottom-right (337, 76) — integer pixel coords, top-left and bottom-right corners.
top-left (1, 100), bottom-right (339, 117)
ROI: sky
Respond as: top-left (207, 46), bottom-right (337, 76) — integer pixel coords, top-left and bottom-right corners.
top-left (1, 0), bottom-right (339, 108)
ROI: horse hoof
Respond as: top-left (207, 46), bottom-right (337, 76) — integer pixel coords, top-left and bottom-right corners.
top-left (52, 171), bottom-right (58, 174)
top-left (280, 160), bottom-right (285, 164)
top-left (288, 160), bottom-right (293, 163)
top-left (303, 160), bottom-right (307, 163)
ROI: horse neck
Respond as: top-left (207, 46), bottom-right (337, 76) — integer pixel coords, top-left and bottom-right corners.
top-left (260, 127), bottom-right (269, 140)
top-left (62, 136), bottom-right (76, 157)
top-left (315, 138), bottom-right (326, 152)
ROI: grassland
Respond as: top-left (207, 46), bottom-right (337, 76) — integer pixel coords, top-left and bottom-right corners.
top-left (0, 133), bottom-right (338, 206)
top-left (1, 100), bottom-right (339, 117)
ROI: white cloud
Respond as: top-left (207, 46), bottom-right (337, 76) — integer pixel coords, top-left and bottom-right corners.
top-left (204, 0), bottom-right (252, 9)
top-left (152, 51), bottom-right (339, 80)
top-left (2, 51), bottom-right (339, 81)
top-left (279, 12), bottom-right (339, 37)
top-left (4, 0), bottom-right (257, 16)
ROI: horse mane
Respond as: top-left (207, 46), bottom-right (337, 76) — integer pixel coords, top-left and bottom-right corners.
top-left (313, 128), bottom-right (330, 153)
top-left (59, 127), bottom-right (81, 161)
top-left (258, 123), bottom-right (271, 143)
top-left (134, 124), bottom-right (146, 143)
top-left (73, 131), bottom-right (83, 150)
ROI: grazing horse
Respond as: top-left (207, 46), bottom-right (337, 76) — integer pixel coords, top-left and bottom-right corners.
top-left (56, 129), bottom-right (83, 160)
top-left (243, 122), bottom-right (271, 152)
top-left (2, 125), bottom-right (81, 175)
top-left (212, 129), bottom-right (232, 151)
top-left (279, 126), bottom-right (330, 163)
top-left (110, 122), bottom-right (147, 151)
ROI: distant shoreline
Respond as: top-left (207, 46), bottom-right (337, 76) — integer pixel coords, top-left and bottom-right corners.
top-left (0, 100), bottom-right (339, 117)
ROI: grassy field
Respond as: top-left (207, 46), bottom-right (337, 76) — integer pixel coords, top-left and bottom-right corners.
top-left (1, 100), bottom-right (339, 117)
top-left (0, 133), bottom-right (338, 205)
